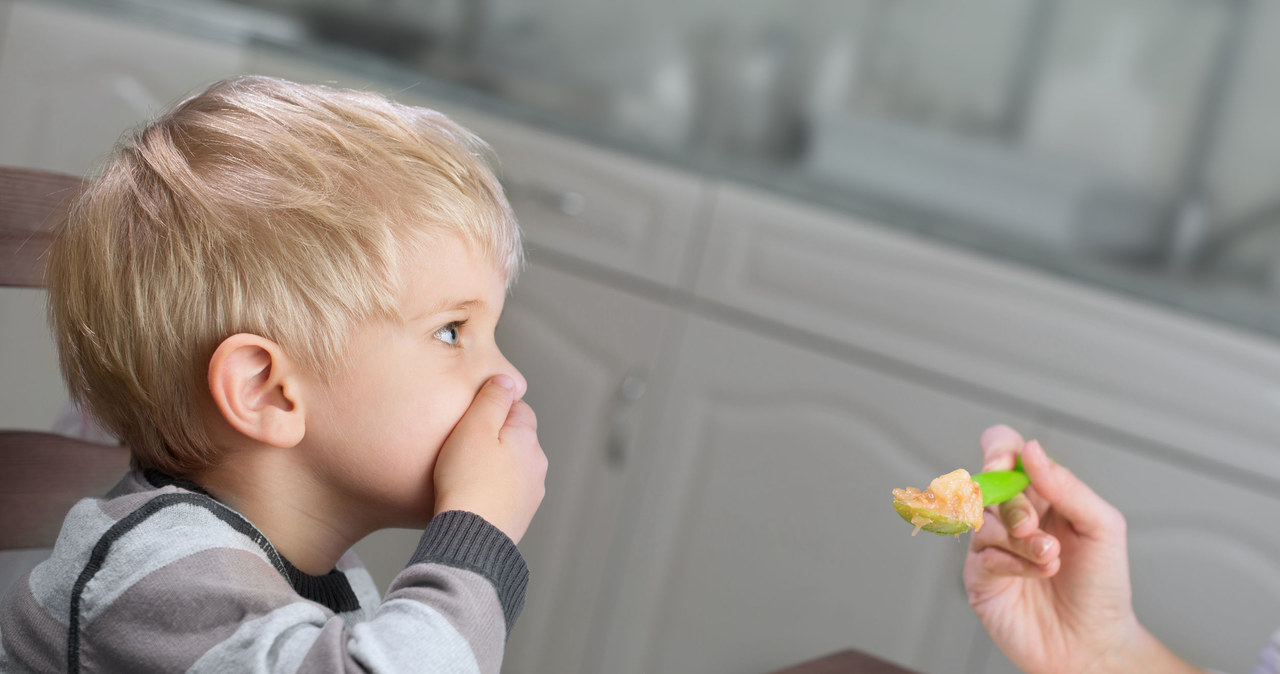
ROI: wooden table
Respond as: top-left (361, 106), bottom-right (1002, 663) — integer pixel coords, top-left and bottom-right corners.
top-left (769, 649), bottom-right (919, 674)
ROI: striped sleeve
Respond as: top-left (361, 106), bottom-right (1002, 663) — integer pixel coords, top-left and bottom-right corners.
top-left (2, 497), bottom-right (527, 674)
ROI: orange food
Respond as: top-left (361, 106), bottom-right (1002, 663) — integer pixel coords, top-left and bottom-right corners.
top-left (892, 469), bottom-right (985, 535)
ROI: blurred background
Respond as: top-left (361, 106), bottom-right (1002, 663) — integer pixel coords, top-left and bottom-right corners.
top-left (235, 0), bottom-right (1280, 332)
top-left (3, 1), bottom-right (1280, 673)
top-left (4, 0), bottom-right (1280, 334)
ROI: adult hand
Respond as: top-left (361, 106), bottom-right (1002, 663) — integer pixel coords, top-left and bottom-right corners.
top-left (963, 425), bottom-right (1198, 674)
top-left (433, 375), bottom-right (547, 544)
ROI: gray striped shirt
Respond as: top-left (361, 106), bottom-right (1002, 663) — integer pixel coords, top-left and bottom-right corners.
top-left (0, 471), bottom-right (526, 673)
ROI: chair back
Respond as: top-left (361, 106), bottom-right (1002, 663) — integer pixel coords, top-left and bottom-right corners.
top-left (0, 166), bottom-right (130, 551)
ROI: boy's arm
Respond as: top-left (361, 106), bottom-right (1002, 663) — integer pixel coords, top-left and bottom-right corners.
top-left (1, 500), bottom-right (524, 674)
top-left (283, 510), bottom-right (526, 673)
top-left (329, 510), bottom-right (528, 673)
top-left (174, 511), bottom-right (524, 674)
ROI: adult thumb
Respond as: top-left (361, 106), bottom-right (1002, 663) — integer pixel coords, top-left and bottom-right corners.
top-left (1021, 440), bottom-right (1122, 539)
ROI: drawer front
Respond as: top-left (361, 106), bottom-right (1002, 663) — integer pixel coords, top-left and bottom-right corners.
top-left (456, 112), bottom-right (706, 289)
top-left (694, 183), bottom-right (1280, 485)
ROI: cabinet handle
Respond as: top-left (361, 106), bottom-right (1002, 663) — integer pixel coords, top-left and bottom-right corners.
top-left (606, 370), bottom-right (648, 468)
top-left (501, 177), bottom-right (586, 217)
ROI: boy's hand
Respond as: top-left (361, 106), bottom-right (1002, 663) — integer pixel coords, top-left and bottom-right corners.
top-left (433, 375), bottom-right (547, 544)
top-left (962, 425), bottom-right (1199, 674)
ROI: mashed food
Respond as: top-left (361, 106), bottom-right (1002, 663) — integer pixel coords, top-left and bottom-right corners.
top-left (892, 469), bottom-right (985, 535)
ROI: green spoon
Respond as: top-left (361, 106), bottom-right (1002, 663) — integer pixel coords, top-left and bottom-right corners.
top-left (892, 459), bottom-right (1030, 536)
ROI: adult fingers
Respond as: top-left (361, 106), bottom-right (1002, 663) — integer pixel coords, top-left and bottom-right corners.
top-left (997, 492), bottom-right (1041, 539)
top-left (1020, 440), bottom-right (1125, 541)
top-left (967, 546), bottom-right (1061, 582)
top-left (980, 424), bottom-right (1025, 472)
top-left (971, 511), bottom-right (1062, 570)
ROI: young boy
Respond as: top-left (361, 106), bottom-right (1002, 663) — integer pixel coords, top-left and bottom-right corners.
top-left (0, 76), bottom-right (547, 673)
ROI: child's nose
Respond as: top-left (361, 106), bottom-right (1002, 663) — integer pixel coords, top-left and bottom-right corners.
top-left (494, 354), bottom-right (528, 401)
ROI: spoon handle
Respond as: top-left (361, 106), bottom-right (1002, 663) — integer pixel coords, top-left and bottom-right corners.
top-left (973, 458), bottom-right (1029, 507)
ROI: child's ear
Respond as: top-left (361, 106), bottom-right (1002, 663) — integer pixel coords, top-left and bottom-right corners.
top-left (207, 334), bottom-right (306, 448)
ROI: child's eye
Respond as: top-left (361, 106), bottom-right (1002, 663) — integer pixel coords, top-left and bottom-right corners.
top-left (433, 322), bottom-right (463, 347)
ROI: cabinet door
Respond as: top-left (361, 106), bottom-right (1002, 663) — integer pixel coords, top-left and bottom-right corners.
top-left (695, 183), bottom-right (1280, 487)
top-left (970, 425), bottom-right (1280, 674)
top-left (0, 1), bottom-right (242, 176)
top-left (593, 314), bottom-right (1038, 674)
top-left (496, 261), bottom-right (674, 674)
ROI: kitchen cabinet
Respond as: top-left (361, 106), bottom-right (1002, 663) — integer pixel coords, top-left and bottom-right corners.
top-left (694, 183), bottom-right (1280, 488)
top-left (495, 260), bottom-right (676, 674)
top-left (591, 312), bottom-right (1038, 674)
top-left (671, 181), bottom-right (1280, 672)
top-left (457, 111), bottom-right (707, 292)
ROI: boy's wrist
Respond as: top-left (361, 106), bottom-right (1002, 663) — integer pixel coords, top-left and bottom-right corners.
top-left (432, 497), bottom-right (522, 543)
top-left (412, 510), bottom-right (529, 630)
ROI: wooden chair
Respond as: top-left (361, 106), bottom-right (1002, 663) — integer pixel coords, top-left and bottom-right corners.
top-left (0, 166), bottom-right (131, 551)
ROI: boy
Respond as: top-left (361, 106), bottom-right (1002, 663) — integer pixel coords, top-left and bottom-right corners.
top-left (0, 76), bottom-right (547, 673)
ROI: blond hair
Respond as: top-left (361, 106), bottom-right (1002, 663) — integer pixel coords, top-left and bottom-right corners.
top-left (48, 75), bottom-right (522, 476)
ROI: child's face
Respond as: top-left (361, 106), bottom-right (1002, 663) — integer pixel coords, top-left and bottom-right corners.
top-left (303, 233), bottom-right (526, 529)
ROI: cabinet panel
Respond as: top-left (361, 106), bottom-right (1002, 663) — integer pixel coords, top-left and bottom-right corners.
top-left (695, 183), bottom-right (1280, 487)
top-left (971, 424), bottom-right (1280, 674)
top-left (496, 261), bottom-right (674, 674)
top-left (458, 114), bottom-right (707, 290)
top-left (595, 314), bottom-right (1038, 674)
top-left (0, 0), bottom-right (242, 176)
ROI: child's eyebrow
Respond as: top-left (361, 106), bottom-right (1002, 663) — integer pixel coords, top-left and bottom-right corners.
top-left (409, 298), bottom-right (484, 323)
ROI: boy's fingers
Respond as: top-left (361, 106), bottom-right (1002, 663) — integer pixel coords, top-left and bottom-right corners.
top-left (1020, 440), bottom-right (1124, 540)
top-left (501, 400), bottom-right (538, 438)
top-left (456, 376), bottom-right (517, 437)
top-left (980, 424), bottom-right (1024, 471)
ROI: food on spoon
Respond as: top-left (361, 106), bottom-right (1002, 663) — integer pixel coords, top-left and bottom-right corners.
top-left (892, 469), bottom-right (985, 536)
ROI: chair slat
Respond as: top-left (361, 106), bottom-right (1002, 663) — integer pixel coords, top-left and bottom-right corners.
top-left (0, 431), bottom-right (130, 550)
top-left (0, 166), bottom-right (84, 287)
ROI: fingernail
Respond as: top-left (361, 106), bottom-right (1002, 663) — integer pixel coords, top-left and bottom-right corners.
top-left (981, 424), bottom-right (1023, 452)
top-left (493, 375), bottom-right (515, 390)
top-left (1009, 510), bottom-right (1028, 530)
top-left (1033, 536), bottom-right (1052, 558)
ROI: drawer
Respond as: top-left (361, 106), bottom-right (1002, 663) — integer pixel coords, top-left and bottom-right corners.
top-left (453, 111), bottom-right (707, 289)
top-left (693, 182), bottom-right (1280, 486)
